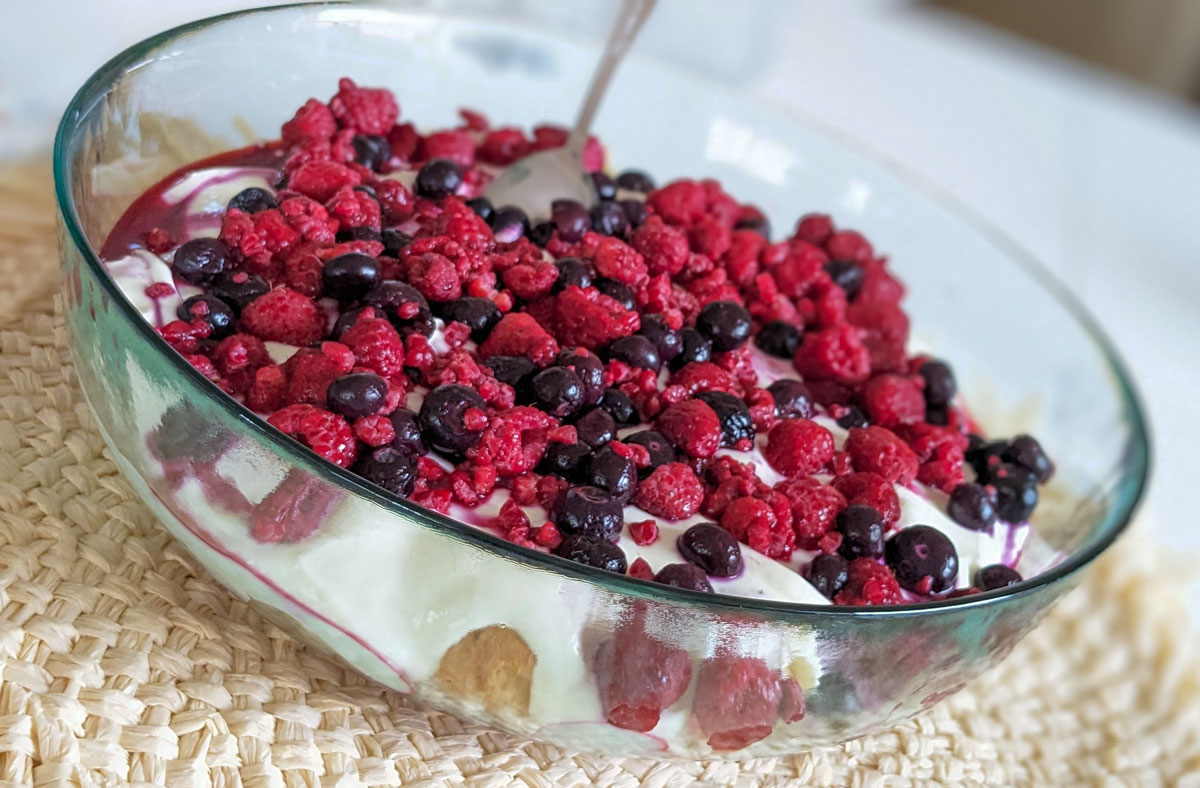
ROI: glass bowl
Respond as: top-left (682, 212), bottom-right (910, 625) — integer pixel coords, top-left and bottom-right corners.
top-left (54, 1), bottom-right (1148, 759)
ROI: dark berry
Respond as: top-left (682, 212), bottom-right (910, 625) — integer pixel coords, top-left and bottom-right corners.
top-left (599, 388), bottom-right (638, 425)
top-left (755, 320), bottom-right (802, 359)
top-left (620, 198), bottom-right (648, 229)
top-left (590, 201), bottom-right (629, 237)
top-left (639, 314), bottom-right (682, 362)
top-left (227, 187), bottom-right (277, 214)
top-left (388, 408), bottom-right (426, 453)
top-left (806, 553), bottom-right (849, 599)
top-left (354, 184), bottom-right (378, 199)
top-left (678, 523), bottom-right (743, 578)
top-left (593, 277), bottom-right (636, 311)
top-left (836, 504), bottom-right (885, 560)
top-left (353, 446), bottom-right (417, 496)
top-left (616, 170), bottom-right (654, 193)
top-left (992, 466), bottom-right (1039, 522)
top-left (490, 205), bottom-right (529, 244)
top-left (591, 171), bottom-right (617, 200)
top-left (925, 405), bottom-right (950, 426)
top-left (332, 305), bottom-right (372, 341)
top-left (209, 271), bottom-right (268, 313)
top-left (437, 296), bottom-right (501, 342)
top-left (975, 564), bottom-right (1023, 591)
top-left (149, 402), bottom-right (233, 464)
top-left (553, 534), bottom-right (627, 574)
top-left (417, 384), bottom-right (486, 456)
top-left (528, 221), bottom-right (555, 247)
top-left (554, 348), bottom-right (605, 405)
top-left (552, 199), bottom-right (591, 243)
top-left (363, 280), bottom-right (434, 337)
top-left (530, 366), bottom-right (585, 419)
top-left (553, 485), bottom-right (624, 542)
top-left (694, 391), bottom-right (754, 446)
top-left (946, 482), bottom-right (997, 531)
top-left (734, 212), bottom-right (770, 240)
top-left (696, 301), bottom-right (752, 352)
top-left (653, 563), bottom-right (712, 592)
top-left (573, 407), bottom-right (616, 449)
top-left (323, 253), bottom-right (381, 301)
top-left (606, 335), bottom-right (660, 371)
top-left (351, 134), bottom-right (391, 171)
top-left (624, 430), bottom-right (677, 478)
top-left (538, 442), bottom-right (591, 482)
top-left (670, 328), bottom-right (712, 371)
top-left (553, 257), bottom-right (594, 292)
top-left (484, 354), bottom-right (538, 390)
top-left (381, 227), bottom-right (413, 256)
top-left (836, 406), bottom-right (870, 430)
top-left (968, 439), bottom-right (1009, 480)
top-left (585, 445), bottom-right (638, 504)
top-left (1003, 435), bottom-right (1054, 483)
top-left (176, 295), bottom-right (235, 338)
top-left (918, 359), bottom-right (957, 408)
top-left (336, 225), bottom-right (383, 244)
top-left (885, 525), bottom-right (959, 594)
top-left (414, 158), bottom-right (462, 199)
top-left (465, 196), bottom-right (494, 222)
top-left (824, 260), bottom-right (864, 301)
top-left (326, 372), bottom-right (387, 420)
top-left (172, 238), bottom-right (229, 284)
top-left (767, 379), bottom-right (814, 419)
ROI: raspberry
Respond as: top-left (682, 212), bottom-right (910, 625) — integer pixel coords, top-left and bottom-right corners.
top-left (144, 281), bottom-right (175, 299)
top-left (531, 124), bottom-right (568, 150)
top-left (763, 419), bottom-right (835, 478)
top-left (282, 348), bottom-right (344, 405)
top-left (282, 244), bottom-right (325, 297)
top-left (554, 286), bottom-right (640, 349)
top-left (778, 477), bottom-right (847, 550)
top-left (374, 178), bottom-right (415, 223)
top-left (593, 620), bottom-right (692, 732)
top-left (279, 196), bottom-right (339, 244)
top-left (832, 472), bottom-right (901, 529)
top-left (834, 557), bottom-right (903, 606)
top-left (667, 361), bottom-right (741, 399)
top-left (328, 78), bottom-right (399, 135)
top-left (722, 229), bottom-right (764, 287)
top-left (466, 406), bottom-right (555, 477)
top-left (857, 259), bottom-right (906, 305)
top-left (897, 422), bottom-right (969, 463)
top-left (582, 136), bottom-right (605, 172)
top-left (387, 122), bottom-right (421, 163)
top-left (628, 557), bottom-right (655, 581)
top-left (419, 129), bottom-right (476, 167)
top-left (269, 405), bottom-right (357, 468)
top-left (688, 215), bottom-right (732, 260)
top-left (246, 364), bottom-right (286, 412)
top-left (478, 128), bottom-right (530, 165)
top-left (353, 414), bottom-right (396, 447)
top-left (720, 496), bottom-right (794, 560)
top-left (793, 213), bottom-right (834, 246)
top-left (288, 160), bottom-right (362, 203)
top-left (792, 324), bottom-right (871, 385)
top-left (144, 227), bottom-right (173, 254)
top-left (588, 234), bottom-right (648, 288)
top-left (917, 444), bottom-right (967, 494)
top-left (845, 426), bottom-right (919, 486)
top-left (647, 180), bottom-right (707, 225)
top-left (631, 217), bottom-right (689, 277)
top-left (692, 655), bottom-right (782, 751)
top-left (477, 312), bottom-right (560, 366)
top-left (628, 519), bottom-right (660, 546)
top-left (282, 98), bottom-right (337, 146)
top-left (211, 333), bottom-right (269, 377)
top-left (501, 260), bottom-right (558, 301)
top-left (406, 251), bottom-right (462, 302)
top-left (656, 399), bottom-right (722, 459)
top-left (339, 314), bottom-right (407, 377)
top-left (241, 287), bottom-right (324, 345)
top-left (847, 301), bottom-right (910, 373)
top-left (325, 185), bottom-right (382, 230)
top-left (859, 374), bottom-right (925, 428)
top-left (824, 229), bottom-right (873, 263)
top-left (770, 241), bottom-right (827, 299)
top-left (632, 463), bottom-right (704, 520)
top-left (533, 522), bottom-right (562, 549)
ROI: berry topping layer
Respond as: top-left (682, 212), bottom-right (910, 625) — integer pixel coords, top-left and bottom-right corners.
top-left (101, 78), bottom-right (1055, 609)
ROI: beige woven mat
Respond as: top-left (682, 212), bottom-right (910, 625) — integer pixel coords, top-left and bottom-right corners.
top-left (2, 161), bottom-right (1199, 787)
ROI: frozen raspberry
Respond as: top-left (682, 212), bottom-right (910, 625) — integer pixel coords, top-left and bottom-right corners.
top-left (144, 227), bottom-right (173, 254)
top-left (628, 557), bottom-right (655, 581)
top-left (720, 497), bottom-right (794, 560)
top-left (279, 196), bottom-right (339, 244)
top-left (628, 519), bottom-right (660, 546)
top-left (501, 260), bottom-right (559, 301)
top-left (632, 462), bottom-right (704, 520)
top-left (467, 406), bottom-right (555, 477)
top-left (667, 361), bottom-right (741, 398)
top-left (764, 419), bottom-right (835, 478)
top-left (656, 399), bottom-right (722, 459)
top-left (477, 312), bottom-right (560, 365)
top-left (328, 78), bottom-right (399, 135)
top-left (692, 655), bottom-right (782, 751)
top-left (793, 213), bottom-right (834, 246)
top-left (554, 286), bottom-right (640, 349)
top-left (593, 621), bottom-right (692, 732)
top-left (722, 229), bottom-right (765, 287)
top-left (832, 472), bottom-right (901, 529)
top-left (287, 160), bottom-right (362, 203)
top-left (373, 178), bottom-right (415, 224)
top-left (647, 180), bottom-right (707, 225)
top-left (246, 365), bottom-right (286, 412)
top-left (770, 241), bottom-right (827, 299)
top-left (631, 217), bottom-right (689, 277)
top-left (688, 215), bottom-right (732, 260)
top-left (339, 314), bottom-right (407, 377)
top-left (269, 405), bottom-right (357, 468)
top-left (834, 557), bottom-right (903, 606)
top-left (419, 129), bottom-right (477, 167)
top-left (211, 333), bottom-right (269, 377)
top-left (589, 234), bottom-right (648, 288)
top-left (282, 98), bottom-right (337, 146)
top-left (779, 477), bottom-right (847, 550)
top-left (283, 348), bottom-right (344, 405)
top-left (847, 301), bottom-right (910, 373)
top-left (824, 229), bottom-right (873, 263)
top-left (859, 374), bottom-right (925, 428)
top-left (325, 185), bottom-right (382, 230)
top-left (241, 287), bottom-right (324, 345)
top-left (857, 259), bottom-right (906, 305)
top-left (845, 426), bottom-right (919, 486)
top-left (406, 252), bottom-right (462, 302)
top-left (353, 414), bottom-right (396, 447)
top-left (478, 127), bottom-right (531, 165)
top-left (792, 324), bottom-right (871, 385)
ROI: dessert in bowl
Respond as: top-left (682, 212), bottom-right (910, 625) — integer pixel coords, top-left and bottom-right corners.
top-left (55, 3), bottom-right (1148, 758)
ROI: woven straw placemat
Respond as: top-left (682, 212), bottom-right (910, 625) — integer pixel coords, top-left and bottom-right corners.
top-left (2, 161), bottom-right (1199, 788)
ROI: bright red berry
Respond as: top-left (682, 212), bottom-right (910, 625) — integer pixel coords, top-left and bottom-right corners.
top-left (764, 419), bottom-right (835, 478)
top-left (632, 462), bottom-right (705, 520)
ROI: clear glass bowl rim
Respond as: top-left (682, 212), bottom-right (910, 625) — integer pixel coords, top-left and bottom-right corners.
top-left (52, 0), bottom-right (1151, 620)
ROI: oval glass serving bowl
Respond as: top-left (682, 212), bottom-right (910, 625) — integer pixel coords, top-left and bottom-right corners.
top-left (54, 2), bottom-right (1148, 758)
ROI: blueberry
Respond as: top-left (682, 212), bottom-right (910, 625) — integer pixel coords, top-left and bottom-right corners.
top-left (620, 199), bottom-right (648, 229)
top-left (323, 253), bottom-right (381, 301)
top-left (694, 391), bottom-right (754, 446)
top-left (326, 372), bottom-right (388, 420)
top-left (551, 199), bottom-right (591, 243)
top-left (490, 205), bottom-right (529, 244)
top-left (967, 439), bottom-right (1009, 480)
top-left (538, 441), bottom-right (591, 482)
top-left (172, 238), bottom-right (230, 284)
top-left (639, 314), bottom-right (682, 363)
top-left (624, 430), bottom-right (676, 478)
top-left (669, 328), bottom-right (712, 371)
top-left (415, 158), bottom-right (462, 199)
top-left (734, 212), bottom-right (771, 240)
top-left (1003, 435), bottom-right (1054, 483)
top-left (616, 170), bottom-right (655, 193)
top-left (590, 201), bottom-right (629, 237)
top-left (437, 296), bottom-right (501, 342)
top-left (678, 523), bottom-right (743, 577)
top-left (418, 384), bottom-right (486, 456)
top-left (553, 257), bottom-right (594, 292)
top-left (484, 354), bottom-right (538, 390)
top-left (553, 485), bottom-right (623, 542)
top-left (696, 301), bottom-right (753, 352)
top-left (554, 348), bottom-right (605, 405)
top-left (946, 482), bottom-right (997, 531)
top-left (992, 466), bottom-right (1039, 522)
top-left (381, 227), bottom-right (413, 256)
top-left (598, 388), bottom-right (638, 425)
top-left (573, 407), bottom-right (616, 449)
top-left (836, 406), bottom-right (870, 430)
top-left (528, 221), bottom-right (555, 247)
top-left (227, 187), bottom-right (277, 214)
top-left (975, 564), bottom-right (1023, 591)
top-left (530, 366), bottom-right (585, 419)
top-left (755, 320), bottom-right (802, 359)
top-left (593, 278), bottom-right (636, 311)
top-left (336, 226), bottom-right (384, 244)
top-left (591, 171), bottom-right (617, 200)
top-left (836, 504), bottom-right (885, 560)
top-left (331, 305), bottom-right (372, 341)
top-left (918, 359), bottom-right (957, 408)
top-left (363, 280), bottom-right (434, 338)
top-left (353, 446), bottom-right (418, 496)
top-left (824, 260), bottom-right (864, 301)
top-left (388, 408), bottom-right (426, 454)
top-left (767, 379), bottom-right (814, 419)
top-left (885, 525), bottom-right (959, 594)
top-left (606, 335), bottom-right (660, 371)
top-left (925, 406), bottom-right (950, 426)
top-left (351, 133), bottom-right (391, 171)
top-left (553, 534), bottom-right (627, 574)
top-left (584, 445), bottom-right (638, 504)
top-left (209, 271), bottom-right (268, 313)
top-left (176, 295), bottom-right (235, 338)
top-left (805, 553), bottom-right (850, 599)
top-left (466, 196), bottom-right (494, 222)
top-left (354, 184), bottom-right (378, 199)
top-left (653, 563), bottom-right (712, 592)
